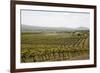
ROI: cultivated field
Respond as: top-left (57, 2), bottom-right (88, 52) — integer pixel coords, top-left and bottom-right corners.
top-left (21, 31), bottom-right (89, 63)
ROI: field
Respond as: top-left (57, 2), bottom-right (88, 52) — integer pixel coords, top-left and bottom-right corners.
top-left (21, 31), bottom-right (89, 63)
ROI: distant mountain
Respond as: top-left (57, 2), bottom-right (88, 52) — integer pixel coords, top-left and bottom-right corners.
top-left (21, 24), bottom-right (89, 32)
top-left (76, 27), bottom-right (89, 30)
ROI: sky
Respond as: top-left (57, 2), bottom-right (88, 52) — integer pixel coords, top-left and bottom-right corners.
top-left (21, 10), bottom-right (90, 28)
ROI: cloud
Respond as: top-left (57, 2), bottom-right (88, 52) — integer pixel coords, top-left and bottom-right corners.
top-left (21, 10), bottom-right (90, 28)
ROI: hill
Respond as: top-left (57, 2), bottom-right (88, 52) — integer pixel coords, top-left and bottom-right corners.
top-left (21, 24), bottom-right (89, 33)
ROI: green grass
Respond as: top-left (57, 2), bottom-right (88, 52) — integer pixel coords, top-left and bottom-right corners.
top-left (21, 32), bottom-right (89, 63)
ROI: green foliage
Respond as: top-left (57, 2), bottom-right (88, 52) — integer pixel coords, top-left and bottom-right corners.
top-left (21, 32), bottom-right (89, 63)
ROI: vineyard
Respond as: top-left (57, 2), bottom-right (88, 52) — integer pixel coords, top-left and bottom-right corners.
top-left (21, 32), bottom-right (89, 63)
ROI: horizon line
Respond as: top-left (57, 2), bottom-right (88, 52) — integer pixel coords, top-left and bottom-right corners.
top-left (21, 24), bottom-right (89, 29)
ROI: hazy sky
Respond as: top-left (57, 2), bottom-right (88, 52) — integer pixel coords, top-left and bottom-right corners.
top-left (21, 10), bottom-right (90, 28)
